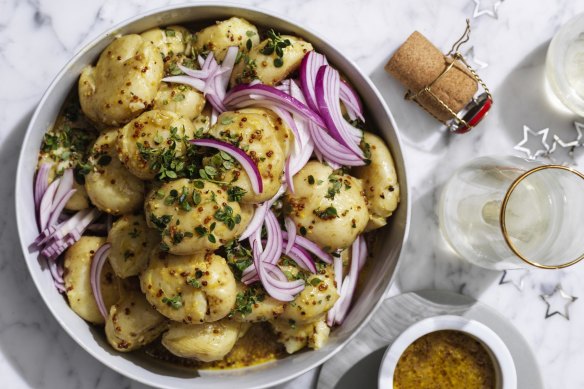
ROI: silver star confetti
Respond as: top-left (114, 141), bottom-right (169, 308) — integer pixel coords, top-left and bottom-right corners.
top-left (543, 121), bottom-right (584, 165)
top-left (472, 0), bottom-right (503, 19)
top-left (540, 284), bottom-right (577, 320)
top-left (498, 269), bottom-right (529, 291)
top-left (464, 46), bottom-right (488, 69)
top-left (514, 125), bottom-right (552, 159)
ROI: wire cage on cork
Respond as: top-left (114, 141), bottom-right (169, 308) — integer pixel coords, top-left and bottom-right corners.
top-left (387, 20), bottom-right (492, 134)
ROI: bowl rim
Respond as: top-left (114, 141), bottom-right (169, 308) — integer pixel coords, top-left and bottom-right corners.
top-left (15, 3), bottom-right (411, 388)
top-left (377, 314), bottom-right (517, 389)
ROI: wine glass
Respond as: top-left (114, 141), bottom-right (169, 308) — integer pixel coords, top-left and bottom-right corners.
top-left (439, 155), bottom-right (584, 270)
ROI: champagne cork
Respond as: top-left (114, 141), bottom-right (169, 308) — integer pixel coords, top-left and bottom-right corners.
top-left (385, 31), bottom-right (478, 122)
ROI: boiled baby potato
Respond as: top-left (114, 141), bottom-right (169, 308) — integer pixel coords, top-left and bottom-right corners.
top-left (140, 251), bottom-right (237, 323)
top-left (271, 317), bottom-right (330, 354)
top-left (194, 17), bottom-right (260, 61)
top-left (105, 285), bottom-right (168, 352)
top-left (78, 34), bottom-right (164, 126)
top-left (352, 132), bottom-right (399, 231)
top-left (85, 129), bottom-right (144, 215)
top-left (284, 161), bottom-right (369, 250)
top-left (152, 83), bottom-right (205, 120)
top-left (230, 35), bottom-right (313, 86)
top-left (63, 236), bottom-right (120, 325)
top-left (280, 264), bottom-right (338, 324)
top-left (107, 214), bottom-right (159, 278)
top-left (65, 181), bottom-right (90, 211)
top-left (207, 109), bottom-right (291, 204)
top-left (145, 179), bottom-right (247, 254)
top-left (162, 319), bottom-right (244, 361)
top-left (117, 110), bottom-right (196, 180)
top-left (230, 283), bottom-right (285, 322)
top-left (140, 25), bottom-right (191, 57)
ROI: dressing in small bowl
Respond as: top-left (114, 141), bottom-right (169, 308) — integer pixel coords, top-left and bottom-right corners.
top-left (378, 315), bottom-right (516, 389)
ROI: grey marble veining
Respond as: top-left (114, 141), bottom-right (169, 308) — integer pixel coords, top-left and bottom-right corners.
top-left (2, 0), bottom-right (584, 388)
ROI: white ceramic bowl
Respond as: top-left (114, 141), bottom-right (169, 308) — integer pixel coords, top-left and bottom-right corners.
top-left (378, 315), bottom-right (517, 389)
top-left (15, 4), bottom-right (409, 389)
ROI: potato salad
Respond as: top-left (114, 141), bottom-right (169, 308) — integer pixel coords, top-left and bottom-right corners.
top-left (31, 17), bottom-right (400, 368)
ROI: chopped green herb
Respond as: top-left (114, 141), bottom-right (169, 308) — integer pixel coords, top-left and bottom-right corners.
top-left (307, 175), bottom-right (315, 185)
top-left (299, 226), bottom-right (307, 236)
top-left (227, 186), bottom-right (247, 202)
top-left (162, 295), bottom-right (183, 309)
top-left (309, 278), bottom-right (323, 286)
top-left (314, 206), bottom-right (338, 220)
top-left (221, 116), bottom-right (234, 125)
top-left (173, 93), bottom-right (185, 102)
top-left (150, 214), bottom-right (173, 231)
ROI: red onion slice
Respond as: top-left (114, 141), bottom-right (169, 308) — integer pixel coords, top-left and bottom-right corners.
top-left (315, 66), bottom-right (364, 158)
top-left (90, 243), bottom-right (111, 320)
top-left (190, 138), bottom-right (263, 194)
top-left (284, 217), bottom-right (296, 254)
top-left (299, 52), bottom-right (328, 112)
top-left (339, 80), bottom-right (365, 122)
top-left (308, 122), bottom-right (366, 167)
top-left (38, 177), bottom-right (60, 231)
top-left (34, 163), bottom-right (51, 210)
top-left (282, 231), bottom-right (333, 264)
top-left (225, 84), bottom-right (326, 129)
top-left (286, 243), bottom-right (317, 273)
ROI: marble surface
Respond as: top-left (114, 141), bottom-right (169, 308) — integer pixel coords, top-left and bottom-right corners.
top-left (2, 0), bottom-right (584, 388)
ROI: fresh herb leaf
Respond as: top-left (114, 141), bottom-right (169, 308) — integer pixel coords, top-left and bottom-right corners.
top-left (162, 295), bottom-right (183, 309)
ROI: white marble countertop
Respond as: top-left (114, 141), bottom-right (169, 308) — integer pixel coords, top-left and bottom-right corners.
top-left (2, 0), bottom-right (584, 388)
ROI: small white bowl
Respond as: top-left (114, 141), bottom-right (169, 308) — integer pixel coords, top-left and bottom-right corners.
top-left (378, 315), bottom-right (517, 389)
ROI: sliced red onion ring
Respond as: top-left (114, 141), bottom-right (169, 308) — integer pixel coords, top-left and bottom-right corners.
top-left (284, 217), bottom-right (296, 254)
top-left (34, 163), bottom-right (51, 210)
top-left (331, 235), bottom-right (367, 325)
top-left (38, 177), bottom-right (60, 231)
top-left (282, 231), bottom-right (333, 264)
top-left (286, 243), bottom-right (317, 273)
top-left (47, 189), bottom-right (76, 227)
top-left (339, 80), bottom-right (365, 122)
top-left (315, 66), bottom-right (364, 158)
top-left (239, 203), bottom-right (268, 241)
top-left (190, 138), bottom-right (263, 194)
top-left (90, 243), bottom-right (111, 320)
top-left (299, 51), bottom-right (328, 112)
top-left (224, 84), bottom-right (326, 129)
top-left (308, 122), bottom-right (366, 167)
top-left (163, 47), bottom-right (239, 113)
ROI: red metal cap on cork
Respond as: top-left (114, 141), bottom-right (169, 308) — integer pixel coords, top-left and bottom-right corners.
top-left (449, 93), bottom-right (493, 134)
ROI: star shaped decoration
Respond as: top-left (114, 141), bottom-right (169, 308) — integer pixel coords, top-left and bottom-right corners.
top-left (540, 284), bottom-right (577, 320)
top-left (514, 125), bottom-right (552, 159)
top-left (464, 46), bottom-right (488, 69)
top-left (498, 269), bottom-right (529, 291)
top-left (472, 0), bottom-right (503, 19)
top-left (544, 122), bottom-right (584, 165)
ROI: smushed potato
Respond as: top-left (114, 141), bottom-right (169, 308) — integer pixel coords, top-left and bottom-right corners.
top-left (285, 161), bottom-right (369, 250)
top-left (79, 34), bottom-right (164, 126)
top-left (140, 251), bottom-right (237, 323)
top-left (63, 236), bottom-right (120, 325)
top-left (107, 214), bottom-right (159, 278)
top-left (162, 319), bottom-right (245, 361)
top-left (353, 132), bottom-right (399, 231)
top-left (117, 110), bottom-right (196, 180)
top-left (105, 285), bottom-right (167, 352)
top-left (194, 17), bottom-right (260, 61)
top-left (230, 35), bottom-right (313, 86)
top-left (145, 179), bottom-right (247, 254)
top-left (85, 129), bottom-right (145, 215)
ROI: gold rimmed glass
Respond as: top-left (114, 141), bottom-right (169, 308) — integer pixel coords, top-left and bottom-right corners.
top-left (439, 156), bottom-right (584, 270)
